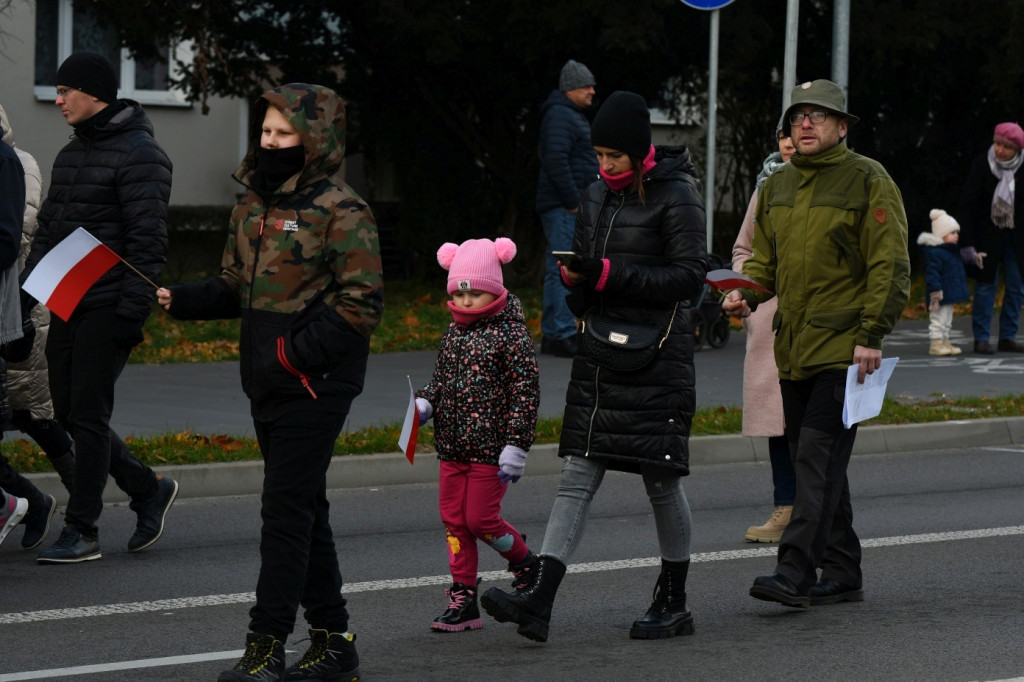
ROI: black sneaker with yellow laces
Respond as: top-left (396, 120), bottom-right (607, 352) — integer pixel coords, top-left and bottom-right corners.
top-left (218, 632), bottom-right (285, 682)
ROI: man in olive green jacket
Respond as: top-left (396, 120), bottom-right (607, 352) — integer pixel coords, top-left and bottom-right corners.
top-left (723, 79), bottom-right (910, 608)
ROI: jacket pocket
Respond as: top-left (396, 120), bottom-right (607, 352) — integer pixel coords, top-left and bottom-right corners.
top-left (827, 225), bottom-right (866, 282)
top-left (772, 309), bottom-right (789, 374)
top-left (277, 336), bottom-right (318, 399)
top-left (800, 308), bottom-right (862, 369)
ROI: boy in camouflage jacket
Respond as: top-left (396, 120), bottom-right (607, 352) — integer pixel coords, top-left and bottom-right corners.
top-left (159, 83), bottom-right (382, 682)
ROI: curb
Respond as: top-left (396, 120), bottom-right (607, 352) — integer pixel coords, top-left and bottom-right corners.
top-left (24, 417), bottom-right (1024, 505)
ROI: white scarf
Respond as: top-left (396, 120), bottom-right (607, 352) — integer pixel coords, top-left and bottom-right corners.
top-left (988, 145), bottom-right (1023, 228)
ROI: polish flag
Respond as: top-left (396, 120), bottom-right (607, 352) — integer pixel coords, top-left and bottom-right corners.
top-left (397, 376), bottom-right (419, 465)
top-left (23, 228), bottom-right (122, 322)
top-left (705, 268), bottom-right (772, 293)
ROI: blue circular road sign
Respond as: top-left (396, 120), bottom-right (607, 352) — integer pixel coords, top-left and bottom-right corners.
top-left (680, 0), bottom-right (736, 9)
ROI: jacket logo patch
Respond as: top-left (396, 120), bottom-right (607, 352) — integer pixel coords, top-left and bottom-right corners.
top-left (278, 220), bottom-right (299, 232)
top-left (873, 208), bottom-right (886, 224)
top-left (457, 279), bottom-right (472, 291)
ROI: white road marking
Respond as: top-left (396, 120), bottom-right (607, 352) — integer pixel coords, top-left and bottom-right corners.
top-left (0, 652), bottom-right (245, 681)
top-left (1, 525), bottom-right (1021, 680)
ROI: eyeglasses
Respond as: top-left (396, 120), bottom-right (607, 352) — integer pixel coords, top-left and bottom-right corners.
top-left (789, 110), bottom-right (829, 126)
top-left (55, 87), bottom-right (78, 99)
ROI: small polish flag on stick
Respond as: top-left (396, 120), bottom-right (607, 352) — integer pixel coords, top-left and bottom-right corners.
top-left (397, 375), bottom-right (419, 465)
top-left (22, 227), bottom-right (156, 322)
top-left (705, 268), bottom-right (773, 293)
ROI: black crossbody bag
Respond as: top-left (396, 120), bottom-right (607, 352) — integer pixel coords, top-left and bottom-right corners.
top-left (580, 303), bottom-right (679, 372)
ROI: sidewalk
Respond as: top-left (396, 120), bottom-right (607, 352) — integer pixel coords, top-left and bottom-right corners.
top-left (24, 416), bottom-right (1024, 503)
top-left (23, 314), bottom-right (1024, 501)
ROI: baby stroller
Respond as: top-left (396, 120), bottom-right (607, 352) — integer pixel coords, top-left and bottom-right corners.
top-left (692, 253), bottom-right (731, 352)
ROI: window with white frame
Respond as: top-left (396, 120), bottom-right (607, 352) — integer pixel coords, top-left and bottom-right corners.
top-left (34, 0), bottom-right (189, 107)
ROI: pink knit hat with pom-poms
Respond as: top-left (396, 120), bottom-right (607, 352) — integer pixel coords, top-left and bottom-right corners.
top-left (437, 237), bottom-right (517, 296)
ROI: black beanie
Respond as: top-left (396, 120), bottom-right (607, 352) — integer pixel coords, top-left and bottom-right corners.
top-left (56, 52), bottom-right (119, 104)
top-left (590, 91), bottom-right (651, 160)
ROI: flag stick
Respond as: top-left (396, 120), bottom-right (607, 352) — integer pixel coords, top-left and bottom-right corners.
top-left (118, 260), bottom-right (161, 290)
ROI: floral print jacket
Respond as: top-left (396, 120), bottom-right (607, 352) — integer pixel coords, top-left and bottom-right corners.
top-left (417, 294), bottom-right (539, 465)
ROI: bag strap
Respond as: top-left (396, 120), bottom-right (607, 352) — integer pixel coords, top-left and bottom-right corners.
top-left (657, 302), bottom-right (680, 349)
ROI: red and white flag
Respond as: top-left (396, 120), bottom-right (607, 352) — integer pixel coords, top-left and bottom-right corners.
top-left (397, 375), bottom-right (419, 465)
top-left (23, 227), bottom-right (122, 322)
top-left (705, 268), bottom-right (772, 293)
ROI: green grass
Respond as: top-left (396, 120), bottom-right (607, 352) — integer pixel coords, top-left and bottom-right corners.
top-left (9, 275), bottom-right (1016, 473)
top-left (8, 394), bottom-right (1024, 473)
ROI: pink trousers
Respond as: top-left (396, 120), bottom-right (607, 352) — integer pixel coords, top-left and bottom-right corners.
top-left (438, 460), bottom-right (529, 585)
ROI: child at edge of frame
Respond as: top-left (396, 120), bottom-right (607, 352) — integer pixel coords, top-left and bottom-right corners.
top-left (415, 237), bottom-right (541, 632)
top-left (917, 208), bottom-right (970, 356)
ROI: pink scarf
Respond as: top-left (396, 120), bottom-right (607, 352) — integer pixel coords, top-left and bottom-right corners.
top-left (599, 145), bottom-right (657, 191)
top-left (446, 290), bottom-right (508, 326)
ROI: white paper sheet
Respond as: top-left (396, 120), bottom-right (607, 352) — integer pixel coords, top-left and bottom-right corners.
top-left (842, 357), bottom-right (899, 429)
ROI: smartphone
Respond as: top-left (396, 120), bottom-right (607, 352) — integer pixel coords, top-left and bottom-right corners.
top-left (552, 251), bottom-right (582, 267)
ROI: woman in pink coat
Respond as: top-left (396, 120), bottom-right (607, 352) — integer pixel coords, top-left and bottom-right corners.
top-left (731, 120), bottom-right (796, 543)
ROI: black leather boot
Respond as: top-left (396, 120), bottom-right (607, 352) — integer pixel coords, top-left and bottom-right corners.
top-left (630, 559), bottom-right (695, 639)
top-left (430, 581), bottom-right (483, 632)
top-left (480, 555), bottom-right (566, 642)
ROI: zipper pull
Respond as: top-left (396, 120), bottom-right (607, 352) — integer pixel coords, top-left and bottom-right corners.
top-left (300, 376), bottom-right (318, 399)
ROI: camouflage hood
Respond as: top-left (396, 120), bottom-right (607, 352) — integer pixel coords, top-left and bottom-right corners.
top-left (234, 83), bottom-right (347, 193)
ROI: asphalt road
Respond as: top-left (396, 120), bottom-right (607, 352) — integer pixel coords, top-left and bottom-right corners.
top-left (109, 314), bottom-right (1024, 439)
top-left (1, 443), bottom-right (1022, 681)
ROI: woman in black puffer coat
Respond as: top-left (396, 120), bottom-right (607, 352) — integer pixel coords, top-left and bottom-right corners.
top-left (481, 91), bottom-right (707, 643)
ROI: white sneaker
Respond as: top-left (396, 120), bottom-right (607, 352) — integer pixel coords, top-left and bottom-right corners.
top-left (0, 494), bottom-right (29, 548)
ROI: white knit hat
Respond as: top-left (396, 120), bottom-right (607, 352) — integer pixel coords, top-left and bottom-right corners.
top-left (930, 209), bottom-right (959, 238)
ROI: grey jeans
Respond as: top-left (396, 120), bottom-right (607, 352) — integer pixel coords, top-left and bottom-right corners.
top-left (540, 455), bottom-right (693, 563)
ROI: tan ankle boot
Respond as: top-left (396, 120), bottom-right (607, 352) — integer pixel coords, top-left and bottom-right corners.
top-left (929, 339), bottom-right (951, 356)
top-left (744, 505), bottom-right (792, 543)
top-left (943, 338), bottom-right (962, 355)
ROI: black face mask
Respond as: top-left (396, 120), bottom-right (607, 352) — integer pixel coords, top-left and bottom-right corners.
top-left (250, 145), bottom-right (306, 196)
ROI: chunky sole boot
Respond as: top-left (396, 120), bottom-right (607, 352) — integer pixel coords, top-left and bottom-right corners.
top-left (481, 556), bottom-right (566, 642)
top-left (283, 629), bottom-right (360, 681)
top-left (630, 559), bottom-right (695, 640)
top-left (219, 632), bottom-right (285, 682)
top-left (431, 581), bottom-right (483, 632)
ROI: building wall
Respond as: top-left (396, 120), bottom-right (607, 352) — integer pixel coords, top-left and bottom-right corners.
top-left (1, 0), bottom-right (244, 207)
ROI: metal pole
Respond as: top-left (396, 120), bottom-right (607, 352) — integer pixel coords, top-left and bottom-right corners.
top-left (705, 9), bottom-right (719, 251)
top-left (832, 0), bottom-right (851, 101)
top-left (782, 0), bottom-right (800, 113)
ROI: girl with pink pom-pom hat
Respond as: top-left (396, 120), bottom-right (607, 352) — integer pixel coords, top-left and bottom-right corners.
top-left (414, 237), bottom-right (541, 633)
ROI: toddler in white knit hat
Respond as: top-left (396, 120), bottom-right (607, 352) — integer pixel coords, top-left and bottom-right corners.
top-left (916, 209), bottom-right (970, 355)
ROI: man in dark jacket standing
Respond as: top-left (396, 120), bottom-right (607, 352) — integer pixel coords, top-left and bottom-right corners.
top-left (723, 80), bottom-right (910, 608)
top-left (536, 59), bottom-right (598, 357)
top-left (23, 52), bottom-right (177, 564)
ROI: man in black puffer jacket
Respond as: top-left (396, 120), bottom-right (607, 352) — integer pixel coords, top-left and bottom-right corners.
top-left (22, 52), bottom-right (177, 564)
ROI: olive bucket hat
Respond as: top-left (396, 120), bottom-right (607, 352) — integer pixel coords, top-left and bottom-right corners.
top-left (785, 79), bottom-right (860, 126)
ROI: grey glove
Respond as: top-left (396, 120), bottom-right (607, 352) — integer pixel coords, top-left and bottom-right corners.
top-left (929, 290), bottom-right (943, 312)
